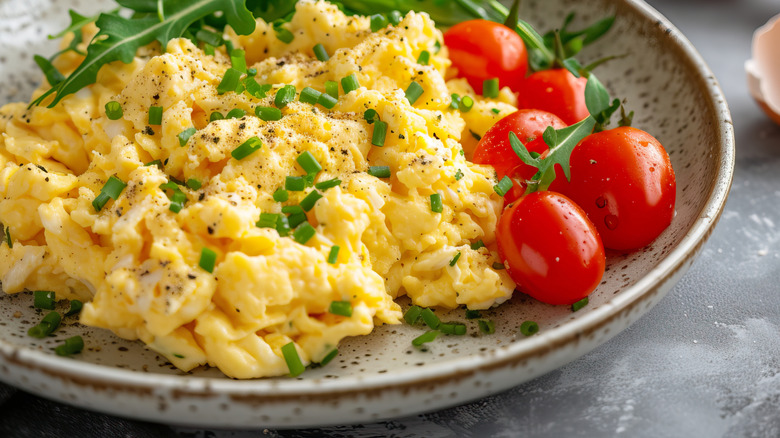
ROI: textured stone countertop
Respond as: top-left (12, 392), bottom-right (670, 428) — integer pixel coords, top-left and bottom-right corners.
top-left (2, 0), bottom-right (779, 437)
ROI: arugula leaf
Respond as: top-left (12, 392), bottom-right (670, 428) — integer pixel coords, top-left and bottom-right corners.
top-left (49, 10), bottom-right (99, 40)
top-left (34, 56), bottom-right (66, 87)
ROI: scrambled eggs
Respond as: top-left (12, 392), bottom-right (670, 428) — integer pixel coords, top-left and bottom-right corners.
top-left (0, 0), bottom-right (517, 378)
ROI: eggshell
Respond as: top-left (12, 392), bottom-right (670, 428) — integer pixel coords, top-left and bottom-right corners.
top-left (746, 13), bottom-right (780, 124)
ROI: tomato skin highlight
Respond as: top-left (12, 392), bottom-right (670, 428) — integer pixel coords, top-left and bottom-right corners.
top-left (517, 69), bottom-right (589, 125)
top-left (549, 126), bottom-right (676, 251)
top-left (497, 191), bottom-right (606, 306)
top-left (443, 20), bottom-right (528, 94)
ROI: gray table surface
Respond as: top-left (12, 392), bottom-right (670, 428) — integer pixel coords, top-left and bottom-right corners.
top-left (2, 0), bottom-right (779, 437)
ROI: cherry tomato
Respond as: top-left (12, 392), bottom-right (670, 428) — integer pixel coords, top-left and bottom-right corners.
top-left (549, 126), bottom-right (676, 251)
top-left (517, 69), bottom-right (589, 125)
top-left (497, 191), bottom-right (605, 306)
top-left (472, 109), bottom-right (566, 201)
top-left (443, 20), bottom-right (528, 94)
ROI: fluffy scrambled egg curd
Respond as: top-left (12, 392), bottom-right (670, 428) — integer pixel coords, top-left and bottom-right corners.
top-left (0, 0), bottom-right (517, 378)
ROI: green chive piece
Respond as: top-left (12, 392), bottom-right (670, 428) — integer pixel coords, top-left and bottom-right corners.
top-left (245, 78), bottom-right (270, 98)
top-left (33, 291), bottom-right (55, 310)
top-left (364, 109), bottom-right (379, 124)
top-left (341, 73), bottom-right (360, 94)
top-left (403, 305), bottom-right (423, 325)
top-left (256, 106), bottom-right (282, 121)
top-left (203, 44), bottom-right (215, 56)
top-left (274, 26), bottom-right (295, 44)
top-left (296, 151), bottom-right (322, 175)
top-left (329, 300), bottom-right (352, 317)
top-left (210, 111), bottom-right (224, 122)
top-left (93, 176), bottom-right (127, 212)
top-left (196, 28), bottom-right (223, 47)
top-left (460, 95), bottom-right (474, 112)
top-left (313, 43), bottom-right (329, 61)
top-left (224, 40), bottom-right (235, 55)
top-left (449, 251), bottom-right (461, 267)
top-left (367, 166), bottom-right (390, 178)
top-left (572, 297), bottom-right (589, 312)
top-left (319, 348), bottom-right (338, 366)
top-left (281, 342), bottom-right (305, 376)
top-left (492, 108), bottom-right (501, 114)
top-left (327, 245), bottom-right (340, 264)
top-left (493, 175), bottom-right (513, 197)
top-left (105, 101), bottom-right (123, 120)
top-left (479, 319), bottom-right (496, 335)
top-left (405, 82), bottom-right (424, 105)
top-left (276, 215), bottom-right (291, 237)
top-left (273, 188), bottom-right (289, 202)
top-left (470, 130), bottom-right (482, 141)
top-left (470, 240), bottom-right (485, 250)
top-left (440, 322), bottom-right (467, 335)
top-left (226, 108), bottom-right (246, 119)
top-left (293, 222), bottom-right (316, 244)
top-left (247, 68), bottom-right (257, 77)
top-left (169, 191), bottom-right (186, 213)
top-left (299, 87), bottom-right (322, 105)
top-left (317, 93), bottom-right (338, 109)
top-left (450, 93), bottom-right (461, 110)
top-left (282, 205), bottom-right (304, 215)
top-left (65, 300), bottom-right (83, 317)
top-left (454, 169), bottom-right (464, 181)
top-left (145, 159), bottom-right (163, 168)
top-left (275, 85), bottom-right (296, 108)
top-left (230, 49), bottom-right (247, 73)
top-left (412, 330), bottom-right (440, 347)
top-left (434, 40), bottom-right (442, 53)
top-left (465, 309), bottom-right (481, 319)
top-left (483, 78), bottom-right (499, 98)
top-left (372, 120), bottom-right (388, 147)
top-left (388, 10), bottom-right (403, 25)
top-left (315, 178), bottom-right (341, 190)
top-left (185, 179), bottom-right (202, 190)
top-left (303, 173), bottom-right (316, 188)
top-left (178, 127), bottom-right (197, 146)
top-left (199, 247), bottom-right (217, 273)
top-left (520, 320), bottom-right (539, 336)
top-left (417, 50), bottom-right (430, 65)
top-left (492, 262), bottom-right (505, 270)
top-left (300, 191), bottom-right (323, 212)
top-left (325, 80), bottom-right (339, 99)
top-left (370, 14), bottom-right (388, 32)
top-left (420, 308), bottom-right (440, 329)
top-left (92, 192), bottom-right (111, 212)
top-left (287, 211), bottom-right (307, 229)
top-left (148, 106), bottom-right (163, 125)
top-left (55, 335), bottom-right (84, 357)
top-left (231, 136), bottom-right (262, 160)
top-left (430, 193), bottom-right (443, 213)
top-left (217, 68), bottom-right (242, 95)
top-left (256, 212), bottom-right (279, 229)
top-left (285, 176), bottom-right (306, 191)
top-left (27, 311), bottom-right (61, 338)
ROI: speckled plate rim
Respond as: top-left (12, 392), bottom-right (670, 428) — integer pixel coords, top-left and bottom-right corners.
top-left (0, 0), bottom-right (735, 426)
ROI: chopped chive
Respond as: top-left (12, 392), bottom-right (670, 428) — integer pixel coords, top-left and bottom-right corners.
top-left (493, 175), bottom-right (513, 197)
top-left (412, 330), bottom-right (440, 347)
top-left (571, 297), bottom-right (589, 312)
top-left (454, 169), bottom-right (464, 181)
top-left (3, 226), bottom-right (13, 248)
top-left (341, 73), bottom-right (360, 94)
top-left (210, 111), bottom-right (224, 121)
top-left (430, 193), bottom-right (443, 213)
top-left (274, 26), bottom-right (295, 44)
top-left (33, 291), bottom-right (55, 310)
top-left (404, 305), bottom-right (423, 325)
top-left (93, 176), bottom-right (127, 212)
top-left (460, 95), bottom-right (474, 112)
top-left (273, 188), bottom-right (289, 202)
top-left (226, 108), bottom-right (246, 119)
top-left (440, 322), bottom-right (467, 335)
top-left (483, 78), bottom-right (499, 98)
top-left (54, 335), bottom-right (84, 356)
top-left (470, 240), bottom-right (485, 250)
top-left (65, 299), bottom-right (83, 317)
top-left (275, 85), bottom-right (296, 108)
top-left (282, 205), bottom-right (304, 215)
top-left (199, 247), bottom-right (217, 273)
top-left (450, 93), bottom-right (461, 110)
top-left (287, 211), bottom-right (307, 229)
top-left (285, 176), bottom-right (306, 191)
top-left (388, 10), bottom-right (403, 25)
top-left (299, 87), bottom-right (322, 105)
top-left (492, 262), bottom-right (505, 270)
top-left (491, 108), bottom-right (501, 114)
top-left (478, 319), bottom-right (495, 334)
top-left (449, 251), bottom-right (461, 267)
top-left (245, 77), bottom-right (271, 98)
top-left (92, 192), bottom-right (111, 212)
top-left (325, 80), bottom-right (339, 99)
top-left (315, 178), bottom-right (341, 190)
top-left (405, 82), bottom-right (424, 105)
top-left (465, 309), bottom-right (481, 319)
top-left (329, 300), bottom-right (352, 317)
top-left (470, 130), bottom-right (482, 141)
top-left (417, 50), bottom-right (430, 65)
top-left (327, 245), bottom-right (339, 264)
top-left (420, 308), bottom-right (440, 329)
top-left (519, 320), bottom-right (539, 336)
top-left (319, 348), bottom-right (338, 366)
top-left (224, 40), bottom-right (235, 56)
top-left (371, 120), bottom-right (388, 147)
top-left (317, 93), bottom-right (338, 109)
top-left (169, 191), bottom-right (186, 213)
top-left (196, 28), bottom-right (223, 47)
top-left (256, 212), bottom-right (279, 229)
top-left (105, 101), bottom-right (123, 120)
top-left (186, 178), bottom-right (202, 190)
top-left (256, 106), bottom-right (282, 121)
top-left (370, 14), bottom-right (388, 32)
top-left (276, 215), bottom-right (291, 237)
top-left (281, 342), bottom-right (305, 376)
top-left (247, 67), bottom-right (257, 77)
top-left (296, 151), bottom-right (322, 175)
top-left (178, 127), bottom-right (197, 146)
top-left (364, 109), bottom-right (379, 124)
top-left (434, 40), bottom-right (442, 53)
top-left (203, 44), bottom-right (215, 56)
top-left (231, 136), bottom-right (262, 160)
top-left (148, 106), bottom-right (163, 125)
top-left (293, 222), bottom-right (316, 244)
top-left (300, 190), bottom-right (323, 212)
top-left (27, 311), bottom-right (61, 338)
top-left (367, 166), bottom-right (390, 178)
top-left (303, 173), bottom-right (315, 188)
top-left (217, 68), bottom-right (242, 95)
top-left (145, 159), bottom-right (163, 167)
top-left (230, 49), bottom-right (247, 73)
top-left (313, 43), bottom-right (330, 62)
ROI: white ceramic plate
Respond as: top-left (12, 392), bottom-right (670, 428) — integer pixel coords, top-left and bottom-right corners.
top-left (0, 0), bottom-right (734, 428)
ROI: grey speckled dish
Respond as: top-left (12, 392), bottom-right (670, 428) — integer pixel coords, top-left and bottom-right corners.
top-left (0, 0), bottom-right (734, 428)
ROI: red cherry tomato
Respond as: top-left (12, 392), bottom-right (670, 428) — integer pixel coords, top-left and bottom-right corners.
top-left (549, 126), bottom-right (676, 251)
top-left (517, 69), bottom-right (589, 125)
top-left (472, 109), bottom-right (566, 201)
top-left (497, 191), bottom-right (606, 305)
top-left (443, 20), bottom-right (528, 94)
